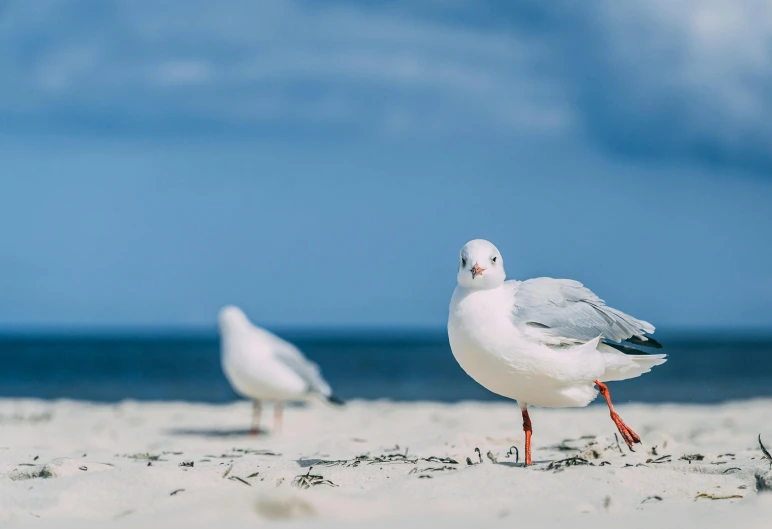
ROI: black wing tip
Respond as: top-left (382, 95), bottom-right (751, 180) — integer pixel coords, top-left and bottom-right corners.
top-left (602, 340), bottom-right (661, 356)
top-left (327, 395), bottom-right (345, 406)
top-left (624, 335), bottom-right (664, 349)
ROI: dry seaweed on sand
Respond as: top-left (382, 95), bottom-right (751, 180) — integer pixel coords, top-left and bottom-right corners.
top-left (695, 492), bottom-right (743, 500)
top-left (123, 453), bottom-right (166, 462)
top-left (313, 452), bottom-right (458, 468)
top-left (645, 455), bottom-right (672, 464)
top-left (679, 454), bottom-right (705, 464)
top-left (231, 448), bottom-right (281, 456)
top-left (228, 475), bottom-right (252, 486)
top-left (545, 457), bottom-right (592, 471)
top-left (505, 446), bottom-right (519, 464)
top-left (292, 467), bottom-right (338, 489)
top-left (408, 466), bottom-right (457, 475)
top-left (486, 451), bottom-right (498, 464)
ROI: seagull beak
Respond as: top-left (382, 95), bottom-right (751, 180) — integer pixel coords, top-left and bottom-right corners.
top-left (471, 264), bottom-right (484, 278)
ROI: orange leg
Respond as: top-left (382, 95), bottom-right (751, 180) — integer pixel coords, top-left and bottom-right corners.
top-left (595, 380), bottom-right (641, 449)
top-left (250, 400), bottom-right (261, 436)
top-left (521, 407), bottom-right (532, 466)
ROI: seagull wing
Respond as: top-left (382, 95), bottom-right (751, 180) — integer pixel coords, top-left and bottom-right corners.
top-left (510, 278), bottom-right (660, 349)
top-left (271, 339), bottom-right (332, 398)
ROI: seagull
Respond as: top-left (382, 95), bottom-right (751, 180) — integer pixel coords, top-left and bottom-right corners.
top-left (448, 240), bottom-right (666, 466)
top-left (218, 306), bottom-right (341, 435)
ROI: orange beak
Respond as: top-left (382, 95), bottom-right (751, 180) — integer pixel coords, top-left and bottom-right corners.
top-left (471, 263), bottom-right (484, 278)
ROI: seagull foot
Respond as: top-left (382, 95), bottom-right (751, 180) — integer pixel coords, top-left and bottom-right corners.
top-left (610, 412), bottom-right (641, 450)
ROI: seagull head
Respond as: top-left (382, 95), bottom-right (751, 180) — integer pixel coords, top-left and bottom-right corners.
top-left (456, 239), bottom-right (506, 290)
top-left (218, 305), bottom-right (250, 332)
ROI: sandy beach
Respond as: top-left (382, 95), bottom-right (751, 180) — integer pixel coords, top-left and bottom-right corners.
top-left (1, 398), bottom-right (771, 528)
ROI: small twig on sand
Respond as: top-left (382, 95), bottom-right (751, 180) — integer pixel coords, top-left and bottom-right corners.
top-left (613, 434), bottom-right (623, 455)
top-left (292, 467), bottom-right (338, 489)
top-left (695, 493), bottom-right (743, 500)
top-left (505, 446), bottom-right (519, 464)
top-left (229, 476), bottom-right (252, 486)
top-left (475, 448), bottom-right (483, 464)
top-left (759, 434), bottom-right (772, 469)
top-left (170, 489), bottom-right (185, 496)
top-left (222, 464), bottom-right (233, 479)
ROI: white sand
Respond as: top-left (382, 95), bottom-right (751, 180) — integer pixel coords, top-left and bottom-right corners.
top-left (1, 398), bottom-right (771, 528)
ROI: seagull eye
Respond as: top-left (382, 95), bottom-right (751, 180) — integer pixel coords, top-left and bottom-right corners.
top-left (492, 256), bottom-right (497, 263)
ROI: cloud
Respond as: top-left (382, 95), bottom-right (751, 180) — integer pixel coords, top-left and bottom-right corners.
top-left (0, 0), bottom-right (571, 139)
top-left (1, 0), bottom-right (771, 172)
top-left (552, 0), bottom-right (772, 172)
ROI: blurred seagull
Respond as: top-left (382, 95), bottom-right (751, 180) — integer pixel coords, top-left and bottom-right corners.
top-left (448, 240), bottom-right (666, 466)
top-left (218, 306), bottom-right (341, 435)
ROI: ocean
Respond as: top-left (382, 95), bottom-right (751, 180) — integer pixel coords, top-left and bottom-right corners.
top-left (1, 331), bottom-right (771, 404)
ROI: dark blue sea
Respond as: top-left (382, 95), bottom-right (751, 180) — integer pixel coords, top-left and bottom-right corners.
top-left (1, 330), bottom-right (771, 404)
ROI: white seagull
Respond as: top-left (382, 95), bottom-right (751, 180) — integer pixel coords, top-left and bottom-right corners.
top-left (448, 240), bottom-right (666, 465)
top-left (218, 306), bottom-right (341, 434)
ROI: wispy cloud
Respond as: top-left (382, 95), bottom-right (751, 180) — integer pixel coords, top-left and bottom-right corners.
top-left (2, 0), bottom-right (770, 171)
top-left (0, 0), bottom-right (571, 138)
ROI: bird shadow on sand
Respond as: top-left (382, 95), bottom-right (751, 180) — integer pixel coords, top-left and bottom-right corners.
top-left (165, 427), bottom-right (271, 438)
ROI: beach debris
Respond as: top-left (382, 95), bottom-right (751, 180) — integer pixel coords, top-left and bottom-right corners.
top-left (246, 471), bottom-right (260, 478)
top-left (645, 455), bottom-right (672, 464)
top-left (486, 451), bottom-right (498, 464)
top-left (466, 457), bottom-right (474, 465)
top-left (722, 467), bottom-right (741, 474)
top-left (505, 446), bottom-right (519, 464)
top-left (475, 448), bottom-right (483, 464)
top-left (718, 453), bottom-right (736, 458)
top-left (229, 476), bottom-right (252, 486)
top-left (222, 464), bottom-right (233, 478)
top-left (170, 489), bottom-right (185, 496)
top-left (78, 466), bottom-right (87, 471)
top-left (310, 453), bottom-right (457, 468)
top-left (231, 448), bottom-right (281, 456)
top-left (599, 461), bottom-right (611, 466)
top-left (33, 455), bottom-right (39, 461)
top-left (695, 492), bottom-right (743, 500)
top-left (613, 433), bottom-right (624, 455)
top-left (649, 446), bottom-right (659, 456)
top-left (545, 457), bottom-right (591, 471)
top-left (124, 453), bottom-right (165, 462)
top-left (641, 495), bottom-right (663, 504)
top-left (679, 454), bottom-right (705, 464)
top-left (409, 466), bottom-right (456, 475)
top-left (178, 461), bottom-right (194, 468)
top-left (759, 435), bottom-right (772, 469)
top-left (163, 451), bottom-right (183, 456)
top-left (292, 467), bottom-right (338, 489)
top-left (418, 475), bottom-right (432, 479)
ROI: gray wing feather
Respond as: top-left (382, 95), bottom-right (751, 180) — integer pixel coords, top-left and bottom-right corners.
top-left (273, 342), bottom-right (332, 397)
top-left (512, 278), bottom-right (655, 344)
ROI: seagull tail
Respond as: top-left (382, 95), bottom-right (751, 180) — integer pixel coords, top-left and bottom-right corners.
top-left (598, 343), bottom-right (667, 382)
top-left (326, 394), bottom-right (345, 406)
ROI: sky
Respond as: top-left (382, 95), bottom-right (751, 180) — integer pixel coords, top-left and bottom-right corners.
top-left (1, 0), bottom-right (771, 331)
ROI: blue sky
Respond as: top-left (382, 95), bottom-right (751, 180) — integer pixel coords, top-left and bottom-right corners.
top-left (1, 0), bottom-right (771, 330)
